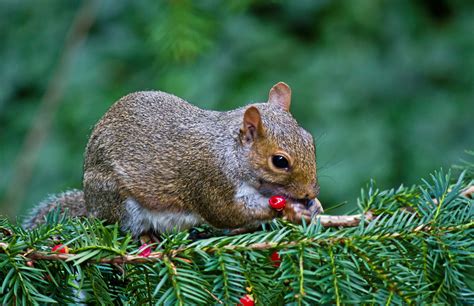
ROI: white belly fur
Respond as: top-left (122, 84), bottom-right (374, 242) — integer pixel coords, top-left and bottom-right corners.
top-left (124, 198), bottom-right (203, 234)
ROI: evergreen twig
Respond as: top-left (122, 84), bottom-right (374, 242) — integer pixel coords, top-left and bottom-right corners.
top-left (0, 167), bottom-right (473, 304)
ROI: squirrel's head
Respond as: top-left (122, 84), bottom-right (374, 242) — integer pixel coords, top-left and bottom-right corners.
top-left (239, 82), bottom-right (318, 202)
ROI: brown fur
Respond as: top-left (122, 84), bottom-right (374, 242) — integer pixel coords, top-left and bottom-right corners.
top-left (26, 82), bottom-right (320, 237)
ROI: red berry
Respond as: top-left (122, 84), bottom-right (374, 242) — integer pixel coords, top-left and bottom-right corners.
top-left (268, 195), bottom-right (286, 211)
top-left (138, 243), bottom-right (152, 257)
top-left (239, 294), bottom-right (254, 306)
top-left (270, 251), bottom-right (281, 267)
top-left (51, 244), bottom-right (69, 254)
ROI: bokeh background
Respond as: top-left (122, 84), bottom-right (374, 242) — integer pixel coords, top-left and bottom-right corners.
top-left (1, 0), bottom-right (473, 219)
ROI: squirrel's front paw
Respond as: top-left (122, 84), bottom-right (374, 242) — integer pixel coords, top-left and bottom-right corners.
top-left (283, 198), bottom-right (323, 224)
top-left (307, 198), bottom-right (324, 215)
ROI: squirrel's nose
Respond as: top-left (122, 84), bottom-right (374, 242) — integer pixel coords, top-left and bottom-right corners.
top-left (303, 184), bottom-right (320, 200)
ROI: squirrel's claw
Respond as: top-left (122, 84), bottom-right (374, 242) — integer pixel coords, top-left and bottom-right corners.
top-left (140, 233), bottom-right (161, 244)
top-left (283, 198), bottom-right (324, 224)
top-left (307, 198), bottom-right (324, 215)
top-left (462, 185), bottom-right (474, 198)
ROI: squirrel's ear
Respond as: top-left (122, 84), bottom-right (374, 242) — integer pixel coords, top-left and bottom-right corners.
top-left (241, 106), bottom-right (262, 143)
top-left (268, 82), bottom-right (291, 112)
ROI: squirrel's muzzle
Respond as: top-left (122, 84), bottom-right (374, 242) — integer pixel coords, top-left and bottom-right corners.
top-left (300, 183), bottom-right (320, 201)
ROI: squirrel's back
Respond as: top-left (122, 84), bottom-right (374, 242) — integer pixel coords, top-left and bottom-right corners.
top-left (83, 91), bottom-right (243, 231)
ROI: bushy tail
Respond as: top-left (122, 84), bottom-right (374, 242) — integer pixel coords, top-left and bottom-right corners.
top-left (23, 189), bottom-right (87, 228)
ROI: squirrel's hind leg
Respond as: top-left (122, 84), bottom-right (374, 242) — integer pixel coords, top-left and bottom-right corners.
top-left (83, 169), bottom-right (124, 225)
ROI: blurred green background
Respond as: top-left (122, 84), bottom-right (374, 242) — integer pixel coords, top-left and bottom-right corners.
top-left (0, 0), bottom-right (473, 219)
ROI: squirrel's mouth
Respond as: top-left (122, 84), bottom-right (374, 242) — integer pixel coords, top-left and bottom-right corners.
top-left (257, 181), bottom-right (315, 209)
top-left (288, 197), bottom-right (315, 209)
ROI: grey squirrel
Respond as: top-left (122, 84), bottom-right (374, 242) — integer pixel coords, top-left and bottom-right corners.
top-left (25, 82), bottom-right (322, 237)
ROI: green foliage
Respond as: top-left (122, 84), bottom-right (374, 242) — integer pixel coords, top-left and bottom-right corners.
top-left (1, 166), bottom-right (472, 304)
top-left (1, 1), bottom-right (474, 216)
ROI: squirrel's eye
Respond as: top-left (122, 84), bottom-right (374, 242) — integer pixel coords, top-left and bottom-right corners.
top-left (272, 155), bottom-right (289, 169)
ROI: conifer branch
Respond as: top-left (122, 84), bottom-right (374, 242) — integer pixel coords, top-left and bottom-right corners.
top-left (3, 220), bottom-right (471, 265)
top-left (0, 168), bottom-right (472, 304)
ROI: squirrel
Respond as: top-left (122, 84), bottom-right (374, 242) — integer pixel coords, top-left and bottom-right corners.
top-left (24, 82), bottom-right (322, 238)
